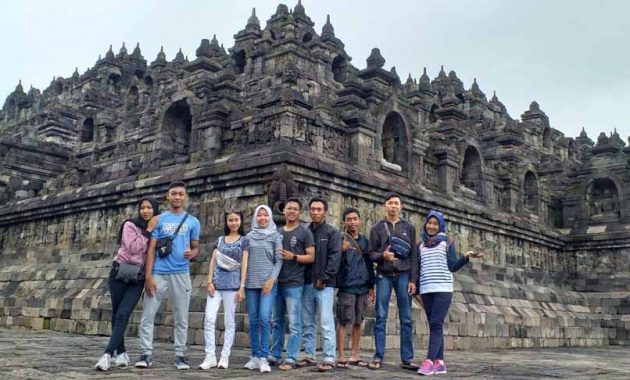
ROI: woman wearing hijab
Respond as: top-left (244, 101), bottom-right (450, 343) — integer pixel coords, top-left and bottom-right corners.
top-left (416, 210), bottom-right (483, 376)
top-left (242, 205), bottom-right (283, 373)
top-left (95, 197), bottom-right (161, 371)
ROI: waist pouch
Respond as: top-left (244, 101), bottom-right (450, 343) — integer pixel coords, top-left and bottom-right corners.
top-left (216, 250), bottom-right (241, 272)
top-left (115, 262), bottom-right (143, 283)
top-left (389, 235), bottom-right (411, 259)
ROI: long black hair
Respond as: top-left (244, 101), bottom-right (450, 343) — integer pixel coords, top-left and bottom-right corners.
top-left (117, 197), bottom-right (161, 244)
top-left (224, 210), bottom-right (245, 236)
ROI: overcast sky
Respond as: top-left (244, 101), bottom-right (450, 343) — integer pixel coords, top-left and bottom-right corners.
top-left (1, 0), bottom-right (628, 141)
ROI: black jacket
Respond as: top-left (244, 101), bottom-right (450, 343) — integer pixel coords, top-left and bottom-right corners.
top-left (368, 219), bottom-right (418, 280)
top-left (305, 221), bottom-right (341, 287)
top-left (336, 233), bottom-right (375, 292)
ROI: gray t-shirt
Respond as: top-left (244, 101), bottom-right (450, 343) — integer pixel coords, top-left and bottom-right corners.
top-left (277, 225), bottom-right (315, 287)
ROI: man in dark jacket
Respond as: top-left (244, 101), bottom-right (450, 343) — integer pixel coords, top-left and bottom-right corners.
top-left (335, 207), bottom-right (374, 368)
top-left (299, 198), bottom-right (341, 372)
top-left (367, 192), bottom-right (419, 370)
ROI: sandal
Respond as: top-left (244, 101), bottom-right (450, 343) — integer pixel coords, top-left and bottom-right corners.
top-left (401, 361), bottom-right (420, 370)
top-left (278, 361), bottom-right (296, 371)
top-left (317, 362), bottom-right (335, 372)
top-left (336, 361), bottom-right (349, 369)
top-left (267, 357), bottom-right (279, 366)
top-left (349, 359), bottom-right (369, 367)
top-left (368, 360), bottom-right (383, 370)
top-left (296, 357), bottom-right (317, 368)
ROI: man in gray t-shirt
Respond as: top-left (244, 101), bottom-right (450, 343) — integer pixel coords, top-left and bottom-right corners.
top-left (269, 198), bottom-right (315, 369)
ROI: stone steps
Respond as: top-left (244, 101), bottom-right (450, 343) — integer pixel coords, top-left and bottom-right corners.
top-left (0, 256), bottom-right (626, 350)
top-left (574, 274), bottom-right (630, 292)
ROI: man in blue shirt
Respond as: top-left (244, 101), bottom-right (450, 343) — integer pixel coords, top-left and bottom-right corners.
top-left (135, 181), bottom-right (200, 370)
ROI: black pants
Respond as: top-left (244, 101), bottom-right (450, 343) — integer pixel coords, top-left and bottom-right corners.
top-left (105, 263), bottom-right (145, 355)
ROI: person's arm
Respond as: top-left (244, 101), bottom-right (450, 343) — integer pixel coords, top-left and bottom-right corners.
top-left (269, 233), bottom-right (284, 280)
top-left (363, 237), bottom-right (376, 289)
top-left (184, 219), bottom-right (201, 260)
top-left (368, 224), bottom-right (384, 262)
top-left (447, 243), bottom-right (469, 273)
top-left (207, 249), bottom-right (217, 296)
top-left (298, 246), bottom-right (315, 264)
top-left (262, 234), bottom-right (283, 296)
top-left (144, 238), bottom-right (157, 297)
top-left (121, 222), bottom-right (150, 255)
top-left (297, 229), bottom-right (315, 264)
top-left (185, 240), bottom-right (199, 260)
top-left (408, 223), bottom-right (419, 281)
top-left (237, 250), bottom-right (248, 302)
top-left (321, 228), bottom-right (342, 282)
top-left (280, 231), bottom-right (315, 264)
top-left (406, 223), bottom-right (418, 294)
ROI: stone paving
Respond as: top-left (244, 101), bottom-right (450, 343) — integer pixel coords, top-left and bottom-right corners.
top-left (2, 328), bottom-right (629, 379)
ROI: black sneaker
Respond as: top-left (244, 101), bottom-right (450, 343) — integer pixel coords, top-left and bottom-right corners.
top-left (175, 356), bottom-right (190, 370)
top-left (134, 354), bottom-right (153, 368)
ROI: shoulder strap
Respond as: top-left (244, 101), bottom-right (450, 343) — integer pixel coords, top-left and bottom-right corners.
top-left (383, 221), bottom-right (391, 237)
top-left (172, 213), bottom-right (189, 237)
top-left (343, 232), bottom-right (363, 254)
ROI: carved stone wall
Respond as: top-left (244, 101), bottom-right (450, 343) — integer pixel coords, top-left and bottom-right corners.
top-left (0, 2), bottom-right (628, 348)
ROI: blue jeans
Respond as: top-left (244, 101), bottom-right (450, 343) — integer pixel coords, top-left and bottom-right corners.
top-left (246, 286), bottom-right (277, 359)
top-left (105, 264), bottom-right (144, 355)
top-left (302, 284), bottom-right (336, 363)
top-left (270, 285), bottom-right (303, 363)
top-left (373, 272), bottom-right (413, 363)
top-left (421, 292), bottom-right (453, 360)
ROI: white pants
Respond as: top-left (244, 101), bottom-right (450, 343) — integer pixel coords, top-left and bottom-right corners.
top-left (204, 290), bottom-right (237, 357)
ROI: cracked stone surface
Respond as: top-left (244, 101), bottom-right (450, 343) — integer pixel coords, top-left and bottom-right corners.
top-left (3, 328), bottom-right (629, 379)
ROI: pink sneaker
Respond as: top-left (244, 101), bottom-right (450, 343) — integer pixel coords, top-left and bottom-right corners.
top-left (433, 359), bottom-right (447, 374)
top-left (417, 359), bottom-right (434, 376)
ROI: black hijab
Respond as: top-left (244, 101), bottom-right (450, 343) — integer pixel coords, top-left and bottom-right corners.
top-left (117, 197), bottom-right (161, 244)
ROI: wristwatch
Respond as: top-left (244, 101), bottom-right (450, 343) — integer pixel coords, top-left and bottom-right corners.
top-left (292, 254), bottom-right (298, 262)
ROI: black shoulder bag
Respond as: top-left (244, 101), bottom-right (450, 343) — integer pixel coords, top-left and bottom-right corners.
top-left (156, 213), bottom-right (189, 258)
top-left (383, 221), bottom-right (411, 260)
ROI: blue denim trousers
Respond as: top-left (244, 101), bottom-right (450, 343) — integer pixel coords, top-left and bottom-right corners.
top-left (246, 285), bottom-right (277, 359)
top-left (421, 292), bottom-right (453, 360)
top-left (373, 272), bottom-right (414, 363)
top-left (301, 284), bottom-right (336, 363)
top-left (270, 285), bottom-right (303, 363)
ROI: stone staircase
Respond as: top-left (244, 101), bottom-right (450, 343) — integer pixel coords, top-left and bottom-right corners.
top-left (1, 251), bottom-right (627, 350)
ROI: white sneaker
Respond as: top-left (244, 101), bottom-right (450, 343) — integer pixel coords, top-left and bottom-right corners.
top-left (115, 352), bottom-right (129, 367)
top-left (259, 358), bottom-right (271, 373)
top-left (217, 355), bottom-right (229, 369)
top-left (244, 357), bottom-right (260, 370)
top-left (198, 354), bottom-right (217, 370)
top-left (95, 353), bottom-right (111, 371)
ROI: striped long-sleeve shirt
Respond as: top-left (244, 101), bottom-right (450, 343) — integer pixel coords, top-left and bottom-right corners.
top-left (418, 241), bottom-right (468, 294)
top-left (245, 232), bottom-right (283, 289)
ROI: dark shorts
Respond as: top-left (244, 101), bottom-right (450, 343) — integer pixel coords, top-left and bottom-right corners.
top-left (335, 292), bottom-right (368, 325)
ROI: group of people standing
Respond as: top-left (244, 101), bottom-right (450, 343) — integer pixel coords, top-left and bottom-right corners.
top-left (94, 181), bottom-right (482, 376)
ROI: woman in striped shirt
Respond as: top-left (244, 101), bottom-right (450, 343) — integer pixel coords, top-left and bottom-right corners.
top-left (243, 205), bottom-right (283, 373)
top-left (416, 210), bottom-right (483, 376)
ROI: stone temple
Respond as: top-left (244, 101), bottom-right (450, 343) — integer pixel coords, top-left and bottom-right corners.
top-left (0, 2), bottom-right (628, 350)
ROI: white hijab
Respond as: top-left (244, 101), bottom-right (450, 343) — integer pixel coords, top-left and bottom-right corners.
top-left (249, 205), bottom-right (277, 240)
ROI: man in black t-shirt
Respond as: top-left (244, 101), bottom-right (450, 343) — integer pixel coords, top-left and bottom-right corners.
top-left (269, 198), bottom-right (314, 370)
